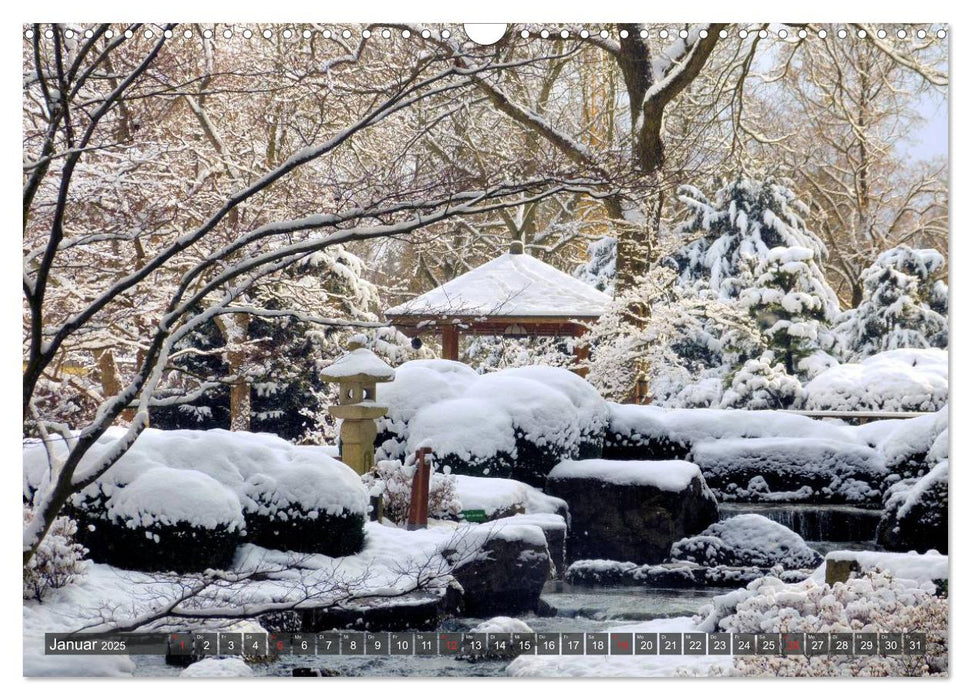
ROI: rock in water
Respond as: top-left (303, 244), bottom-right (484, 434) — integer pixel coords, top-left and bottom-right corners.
top-left (877, 460), bottom-right (948, 554)
top-left (545, 459), bottom-right (718, 565)
top-left (444, 523), bottom-right (552, 616)
top-left (670, 514), bottom-right (823, 569)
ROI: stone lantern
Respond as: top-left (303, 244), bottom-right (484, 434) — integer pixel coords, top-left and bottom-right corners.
top-left (320, 339), bottom-right (395, 475)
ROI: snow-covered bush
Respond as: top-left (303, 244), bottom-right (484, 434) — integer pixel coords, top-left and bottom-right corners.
top-left (406, 397), bottom-right (517, 478)
top-left (72, 468), bottom-right (245, 573)
top-left (836, 246), bottom-right (948, 362)
top-left (720, 353), bottom-right (804, 409)
top-left (23, 505), bottom-right (88, 602)
top-left (855, 407), bottom-right (947, 480)
top-left (803, 348), bottom-right (947, 412)
top-left (690, 437), bottom-right (885, 504)
top-left (695, 570), bottom-right (947, 676)
top-left (375, 359), bottom-right (479, 463)
top-left (25, 428), bottom-right (370, 570)
top-left (242, 461), bottom-right (368, 556)
top-left (362, 458), bottom-right (461, 525)
top-left (670, 514), bottom-right (822, 570)
top-left (381, 361), bottom-right (601, 485)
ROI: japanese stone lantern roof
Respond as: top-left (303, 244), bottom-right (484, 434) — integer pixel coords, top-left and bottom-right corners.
top-left (320, 346), bottom-right (395, 383)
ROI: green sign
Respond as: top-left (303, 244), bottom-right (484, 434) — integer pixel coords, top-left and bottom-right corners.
top-left (461, 509), bottom-right (488, 523)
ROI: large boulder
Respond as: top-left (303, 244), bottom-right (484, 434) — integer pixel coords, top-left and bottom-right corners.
top-left (877, 460), bottom-right (948, 554)
top-left (545, 459), bottom-right (718, 565)
top-left (670, 514), bottom-right (823, 570)
top-left (444, 523), bottom-right (552, 616)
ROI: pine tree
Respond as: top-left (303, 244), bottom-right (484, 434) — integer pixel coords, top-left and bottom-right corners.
top-left (574, 236), bottom-right (617, 294)
top-left (836, 246), bottom-right (949, 361)
top-left (671, 176), bottom-right (837, 308)
top-left (736, 246), bottom-right (839, 376)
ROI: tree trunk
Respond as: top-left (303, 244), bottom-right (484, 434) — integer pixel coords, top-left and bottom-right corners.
top-left (216, 313), bottom-right (252, 432)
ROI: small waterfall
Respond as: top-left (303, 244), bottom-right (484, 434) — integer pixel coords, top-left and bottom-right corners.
top-left (718, 503), bottom-right (880, 544)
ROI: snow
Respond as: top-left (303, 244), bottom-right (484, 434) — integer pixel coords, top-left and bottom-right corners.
top-left (384, 252), bottom-right (610, 318)
top-left (896, 460), bottom-right (948, 520)
top-left (469, 616), bottom-right (534, 634)
top-left (803, 348), bottom-right (948, 412)
top-left (180, 658), bottom-right (254, 677)
top-left (319, 346), bottom-right (395, 380)
top-left (24, 516), bottom-right (555, 675)
top-left (23, 428), bottom-right (369, 520)
top-left (548, 459), bottom-right (702, 491)
top-left (501, 365), bottom-right (609, 437)
top-left (407, 398), bottom-right (516, 465)
top-left (107, 467), bottom-right (245, 530)
top-left (671, 514), bottom-right (822, 569)
top-left (607, 402), bottom-right (855, 446)
top-left (824, 550), bottom-right (948, 584)
top-left (465, 374), bottom-right (580, 449)
top-left (507, 617), bottom-right (731, 677)
top-left (452, 475), bottom-right (566, 517)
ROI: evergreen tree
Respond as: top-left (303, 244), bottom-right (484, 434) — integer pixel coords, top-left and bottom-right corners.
top-left (671, 176), bottom-right (836, 308)
top-left (574, 236), bottom-right (617, 294)
top-left (735, 246), bottom-right (839, 376)
top-left (836, 246), bottom-right (949, 361)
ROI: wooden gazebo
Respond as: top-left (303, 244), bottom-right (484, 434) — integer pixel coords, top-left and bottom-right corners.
top-left (384, 242), bottom-right (611, 372)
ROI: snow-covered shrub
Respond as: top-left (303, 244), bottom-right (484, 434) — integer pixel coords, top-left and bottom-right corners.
top-left (720, 353), bottom-right (804, 409)
top-left (690, 437), bottom-right (885, 504)
top-left (695, 570), bottom-right (947, 676)
top-left (877, 460), bottom-right (948, 554)
top-left (502, 366), bottom-right (608, 458)
top-left (670, 514), bottom-right (822, 570)
top-left (803, 348), bottom-right (947, 412)
top-left (465, 374), bottom-right (581, 486)
top-left (375, 359), bottom-right (479, 463)
top-left (362, 458), bottom-right (461, 525)
top-left (23, 505), bottom-right (88, 602)
top-left (406, 398), bottom-right (517, 478)
top-left (836, 245), bottom-right (948, 362)
top-left (242, 461), bottom-right (368, 556)
top-left (26, 428), bottom-right (370, 569)
top-left (71, 468), bottom-right (245, 573)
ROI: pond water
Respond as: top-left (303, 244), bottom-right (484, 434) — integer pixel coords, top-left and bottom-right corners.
top-left (133, 504), bottom-right (880, 677)
top-left (132, 583), bottom-right (716, 677)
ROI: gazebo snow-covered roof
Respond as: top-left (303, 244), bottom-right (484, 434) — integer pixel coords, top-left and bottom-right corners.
top-left (384, 242), bottom-right (611, 367)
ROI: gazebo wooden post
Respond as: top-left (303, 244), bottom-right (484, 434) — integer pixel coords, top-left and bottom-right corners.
top-left (572, 339), bottom-right (590, 377)
top-left (441, 325), bottom-right (459, 361)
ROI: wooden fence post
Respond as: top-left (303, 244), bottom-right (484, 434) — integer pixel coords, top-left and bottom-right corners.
top-left (406, 447), bottom-right (432, 530)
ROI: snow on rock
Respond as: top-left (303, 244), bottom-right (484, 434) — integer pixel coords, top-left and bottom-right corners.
top-left (107, 467), bottom-right (244, 531)
top-left (453, 475), bottom-right (567, 519)
top-left (384, 251), bottom-right (610, 318)
top-left (803, 348), bottom-right (948, 412)
top-left (670, 514), bottom-right (823, 570)
top-left (546, 459), bottom-right (718, 565)
top-left (854, 406), bottom-right (947, 478)
top-left (690, 437), bottom-right (884, 504)
top-left (179, 657), bottom-right (254, 678)
top-left (469, 616), bottom-right (535, 634)
top-left (549, 458), bottom-right (703, 492)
